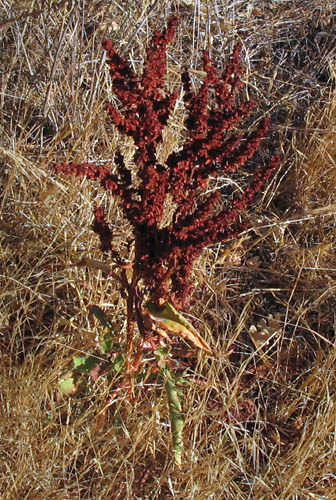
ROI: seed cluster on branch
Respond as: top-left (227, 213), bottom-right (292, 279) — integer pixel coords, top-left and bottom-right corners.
top-left (54, 17), bottom-right (280, 308)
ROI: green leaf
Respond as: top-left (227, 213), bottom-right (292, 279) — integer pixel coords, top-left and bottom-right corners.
top-left (146, 302), bottom-right (212, 353)
top-left (59, 374), bottom-right (77, 396)
top-left (155, 348), bottom-right (184, 465)
top-left (73, 356), bottom-right (87, 369)
top-left (155, 346), bottom-right (169, 370)
top-left (73, 355), bottom-right (98, 373)
top-left (100, 332), bottom-right (115, 354)
top-left (166, 376), bottom-right (184, 466)
top-left (89, 306), bottom-right (120, 354)
top-left (89, 305), bottom-right (114, 330)
top-left (111, 352), bottom-right (126, 373)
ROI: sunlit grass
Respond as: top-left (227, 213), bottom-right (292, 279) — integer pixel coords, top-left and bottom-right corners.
top-left (1, 1), bottom-right (336, 498)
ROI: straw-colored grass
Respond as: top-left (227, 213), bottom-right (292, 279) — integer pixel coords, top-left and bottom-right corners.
top-left (1, 1), bottom-right (335, 498)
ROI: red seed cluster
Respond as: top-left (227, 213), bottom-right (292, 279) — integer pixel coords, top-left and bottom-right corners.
top-left (92, 206), bottom-right (113, 253)
top-left (54, 18), bottom-right (280, 308)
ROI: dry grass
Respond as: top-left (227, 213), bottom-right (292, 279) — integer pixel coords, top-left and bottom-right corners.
top-left (1, 0), bottom-right (336, 498)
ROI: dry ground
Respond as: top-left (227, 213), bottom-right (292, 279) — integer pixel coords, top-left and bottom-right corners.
top-left (1, 1), bottom-right (336, 499)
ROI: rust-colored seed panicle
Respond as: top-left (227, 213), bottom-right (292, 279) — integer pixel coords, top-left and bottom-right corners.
top-left (92, 206), bottom-right (113, 253)
top-left (54, 17), bottom-right (280, 308)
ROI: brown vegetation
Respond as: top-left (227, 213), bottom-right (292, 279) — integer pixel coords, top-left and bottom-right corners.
top-left (1, 1), bottom-right (336, 499)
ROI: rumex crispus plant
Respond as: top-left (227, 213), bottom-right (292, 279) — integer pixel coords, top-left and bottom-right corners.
top-left (55, 18), bottom-right (280, 463)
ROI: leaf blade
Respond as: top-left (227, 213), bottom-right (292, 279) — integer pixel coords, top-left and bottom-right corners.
top-left (59, 374), bottom-right (77, 396)
top-left (155, 348), bottom-right (184, 465)
top-left (147, 302), bottom-right (212, 353)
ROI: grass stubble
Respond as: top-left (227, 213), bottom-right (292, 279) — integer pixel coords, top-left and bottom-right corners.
top-left (0, 0), bottom-right (336, 498)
